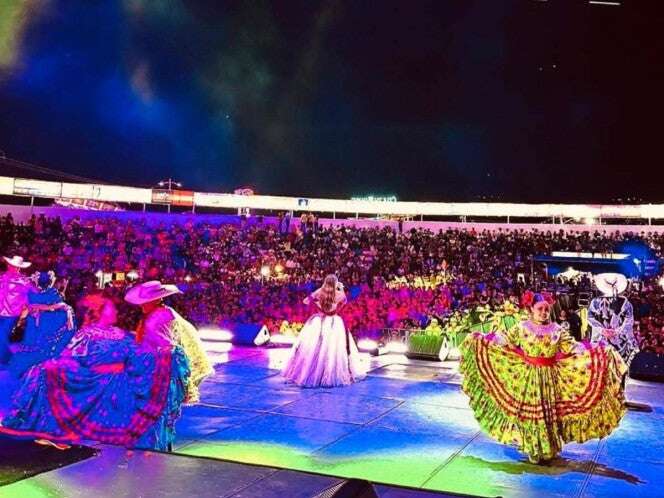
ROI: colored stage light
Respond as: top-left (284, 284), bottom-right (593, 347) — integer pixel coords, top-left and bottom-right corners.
top-left (198, 327), bottom-right (234, 342)
top-left (385, 341), bottom-right (408, 354)
top-left (204, 342), bottom-right (233, 353)
top-left (269, 334), bottom-right (296, 346)
top-left (357, 339), bottom-right (378, 352)
top-left (260, 265), bottom-right (271, 277)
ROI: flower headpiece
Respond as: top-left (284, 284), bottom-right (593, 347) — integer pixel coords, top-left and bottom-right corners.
top-left (78, 293), bottom-right (108, 314)
top-left (521, 290), bottom-right (555, 308)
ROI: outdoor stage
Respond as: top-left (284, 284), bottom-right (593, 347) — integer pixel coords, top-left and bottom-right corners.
top-left (2, 343), bottom-right (664, 498)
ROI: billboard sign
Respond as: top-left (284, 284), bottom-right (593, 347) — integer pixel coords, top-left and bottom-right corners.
top-left (151, 189), bottom-right (195, 206)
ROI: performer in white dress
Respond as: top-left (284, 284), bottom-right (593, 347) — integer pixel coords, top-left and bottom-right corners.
top-left (282, 275), bottom-right (366, 387)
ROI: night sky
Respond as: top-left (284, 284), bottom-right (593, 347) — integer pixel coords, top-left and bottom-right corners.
top-left (0, 1), bottom-right (662, 202)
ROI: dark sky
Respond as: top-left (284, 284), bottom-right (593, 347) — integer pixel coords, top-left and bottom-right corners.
top-left (0, 0), bottom-right (662, 202)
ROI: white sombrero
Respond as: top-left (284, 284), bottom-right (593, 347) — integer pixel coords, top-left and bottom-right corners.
top-left (594, 273), bottom-right (628, 297)
top-left (124, 280), bottom-right (182, 305)
top-left (3, 255), bottom-right (31, 269)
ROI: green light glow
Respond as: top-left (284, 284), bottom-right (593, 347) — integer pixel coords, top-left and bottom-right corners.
top-left (0, 0), bottom-right (48, 71)
top-left (177, 440), bottom-right (471, 492)
top-left (0, 478), bottom-right (63, 498)
top-left (0, 0), bottom-right (26, 69)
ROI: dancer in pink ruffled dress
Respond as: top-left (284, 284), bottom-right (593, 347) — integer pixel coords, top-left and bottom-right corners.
top-left (282, 275), bottom-right (366, 387)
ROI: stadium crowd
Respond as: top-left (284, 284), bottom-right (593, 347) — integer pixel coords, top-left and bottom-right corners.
top-left (2, 211), bottom-right (664, 351)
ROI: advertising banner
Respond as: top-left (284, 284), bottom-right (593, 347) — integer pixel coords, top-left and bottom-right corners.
top-left (151, 189), bottom-right (195, 206)
top-left (13, 178), bottom-right (62, 197)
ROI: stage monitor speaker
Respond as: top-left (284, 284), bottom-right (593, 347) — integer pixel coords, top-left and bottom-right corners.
top-left (231, 323), bottom-right (270, 346)
top-left (313, 479), bottom-right (379, 498)
top-left (630, 351), bottom-right (664, 383)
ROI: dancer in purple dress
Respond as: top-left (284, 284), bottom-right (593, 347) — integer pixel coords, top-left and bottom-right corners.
top-left (282, 275), bottom-right (366, 387)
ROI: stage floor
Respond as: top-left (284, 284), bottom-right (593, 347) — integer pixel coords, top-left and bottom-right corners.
top-left (2, 344), bottom-right (664, 497)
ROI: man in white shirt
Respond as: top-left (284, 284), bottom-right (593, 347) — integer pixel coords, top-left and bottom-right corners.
top-left (0, 256), bottom-right (34, 365)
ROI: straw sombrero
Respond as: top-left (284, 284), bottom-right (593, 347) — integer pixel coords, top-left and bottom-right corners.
top-left (594, 273), bottom-right (628, 297)
top-left (3, 255), bottom-right (31, 269)
top-left (124, 280), bottom-right (181, 305)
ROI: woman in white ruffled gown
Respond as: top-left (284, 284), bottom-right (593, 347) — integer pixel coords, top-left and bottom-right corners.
top-left (282, 275), bottom-right (366, 387)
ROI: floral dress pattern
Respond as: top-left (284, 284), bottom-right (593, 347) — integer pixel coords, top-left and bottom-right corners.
top-left (8, 288), bottom-right (76, 378)
top-left (588, 296), bottom-right (639, 368)
top-left (141, 306), bottom-right (213, 403)
top-left (460, 320), bottom-right (626, 462)
top-left (0, 325), bottom-right (190, 451)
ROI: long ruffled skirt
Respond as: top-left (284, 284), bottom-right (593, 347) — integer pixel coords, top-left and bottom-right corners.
top-left (282, 313), bottom-right (366, 387)
top-left (0, 346), bottom-right (189, 451)
top-left (0, 316), bottom-right (18, 365)
top-left (9, 311), bottom-right (76, 378)
top-left (460, 333), bottom-right (626, 462)
top-left (177, 319), bottom-right (214, 404)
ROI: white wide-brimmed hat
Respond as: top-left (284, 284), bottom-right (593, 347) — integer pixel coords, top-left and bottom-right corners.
top-left (124, 280), bottom-right (182, 305)
top-left (594, 273), bottom-right (628, 297)
top-left (3, 255), bottom-right (31, 269)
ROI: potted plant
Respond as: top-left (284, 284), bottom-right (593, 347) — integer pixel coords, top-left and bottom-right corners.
top-left (406, 318), bottom-right (448, 360)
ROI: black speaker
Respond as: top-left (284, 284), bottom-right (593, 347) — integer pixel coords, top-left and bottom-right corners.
top-left (313, 479), bottom-right (379, 498)
top-left (630, 351), bottom-right (664, 382)
top-left (231, 323), bottom-right (270, 346)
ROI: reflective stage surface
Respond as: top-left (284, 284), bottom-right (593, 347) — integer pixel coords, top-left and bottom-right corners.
top-left (1, 345), bottom-right (663, 497)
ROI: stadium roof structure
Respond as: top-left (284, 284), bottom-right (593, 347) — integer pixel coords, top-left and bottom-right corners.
top-left (3, 175), bottom-right (664, 223)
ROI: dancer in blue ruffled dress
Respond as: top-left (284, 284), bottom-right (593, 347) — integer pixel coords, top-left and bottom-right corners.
top-left (0, 293), bottom-right (190, 451)
top-left (8, 271), bottom-right (76, 378)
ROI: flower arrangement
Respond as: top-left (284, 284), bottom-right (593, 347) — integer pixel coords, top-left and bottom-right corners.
top-left (440, 301), bottom-right (528, 352)
top-left (489, 301), bottom-right (528, 335)
top-left (279, 320), bottom-right (305, 336)
top-left (407, 318), bottom-right (446, 356)
top-left (386, 271), bottom-right (455, 290)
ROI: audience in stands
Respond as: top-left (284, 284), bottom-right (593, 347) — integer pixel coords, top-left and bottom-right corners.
top-left (1, 212), bottom-right (663, 351)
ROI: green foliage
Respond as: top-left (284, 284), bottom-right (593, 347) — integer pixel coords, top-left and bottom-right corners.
top-left (442, 302), bottom-right (528, 347)
top-left (405, 302), bottom-right (527, 356)
top-left (407, 333), bottom-right (445, 355)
